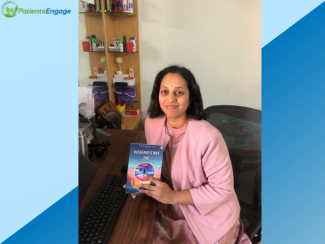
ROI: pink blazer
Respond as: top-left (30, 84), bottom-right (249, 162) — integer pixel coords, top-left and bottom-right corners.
top-left (145, 116), bottom-right (240, 244)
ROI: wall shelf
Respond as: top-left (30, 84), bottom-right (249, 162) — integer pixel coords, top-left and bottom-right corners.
top-left (83, 0), bottom-right (142, 130)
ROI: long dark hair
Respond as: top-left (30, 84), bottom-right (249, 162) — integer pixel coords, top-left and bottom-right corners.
top-left (147, 65), bottom-right (207, 120)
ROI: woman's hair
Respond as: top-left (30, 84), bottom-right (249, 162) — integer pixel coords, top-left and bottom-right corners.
top-left (147, 65), bottom-right (207, 120)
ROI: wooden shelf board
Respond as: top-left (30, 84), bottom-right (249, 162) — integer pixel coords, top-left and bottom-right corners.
top-left (111, 84), bottom-right (138, 88)
top-left (79, 11), bottom-right (102, 15)
top-left (122, 112), bottom-right (143, 130)
top-left (108, 51), bottom-right (138, 53)
top-left (105, 11), bottom-right (136, 17)
top-left (84, 50), bottom-right (105, 52)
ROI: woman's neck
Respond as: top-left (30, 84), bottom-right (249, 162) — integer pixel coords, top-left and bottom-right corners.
top-left (166, 116), bottom-right (188, 129)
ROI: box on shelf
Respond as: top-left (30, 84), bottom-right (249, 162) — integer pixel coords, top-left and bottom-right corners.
top-left (125, 101), bottom-right (140, 110)
top-left (92, 87), bottom-right (109, 103)
top-left (113, 77), bottom-right (135, 86)
top-left (89, 73), bottom-right (108, 85)
top-left (114, 88), bottom-right (136, 104)
top-left (114, 74), bottom-right (129, 78)
top-left (125, 109), bottom-right (140, 117)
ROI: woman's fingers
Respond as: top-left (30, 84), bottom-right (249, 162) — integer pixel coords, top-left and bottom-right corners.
top-left (144, 175), bottom-right (161, 186)
top-left (130, 192), bottom-right (142, 199)
top-left (125, 184), bottom-right (148, 199)
top-left (123, 184), bottom-right (136, 198)
top-left (139, 184), bottom-right (154, 191)
top-left (140, 189), bottom-right (152, 197)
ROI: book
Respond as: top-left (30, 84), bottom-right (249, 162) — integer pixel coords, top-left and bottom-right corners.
top-left (125, 143), bottom-right (164, 194)
top-left (124, 109), bottom-right (140, 117)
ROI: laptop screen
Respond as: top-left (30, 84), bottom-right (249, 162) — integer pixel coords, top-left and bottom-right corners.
top-left (79, 152), bottom-right (98, 205)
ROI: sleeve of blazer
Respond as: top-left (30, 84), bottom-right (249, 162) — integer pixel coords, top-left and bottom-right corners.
top-left (189, 129), bottom-right (234, 216)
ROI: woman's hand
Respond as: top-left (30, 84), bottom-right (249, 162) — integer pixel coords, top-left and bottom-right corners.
top-left (139, 175), bottom-right (176, 204)
top-left (124, 176), bottom-right (194, 205)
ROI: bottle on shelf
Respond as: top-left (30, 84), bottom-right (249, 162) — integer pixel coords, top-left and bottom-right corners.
top-left (81, 2), bottom-right (87, 12)
top-left (123, 35), bottom-right (127, 53)
top-left (92, 39), bottom-right (96, 51)
top-left (119, 38), bottom-right (123, 52)
top-left (127, 40), bottom-right (133, 52)
top-left (129, 68), bottom-right (134, 78)
top-left (86, 36), bottom-right (92, 51)
top-left (123, 0), bottom-right (128, 12)
top-left (128, 0), bottom-right (133, 14)
top-left (94, 67), bottom-right (98, 76)
top-left (106, 0), bottom-right (112, 12)
top-left (96, 0), bottom-right (101, 12)
top-left (130, 37), bottom-right (136, 52)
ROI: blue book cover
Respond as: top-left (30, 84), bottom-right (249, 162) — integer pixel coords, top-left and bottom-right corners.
top-left (125, 143), bottom-right (164, 194)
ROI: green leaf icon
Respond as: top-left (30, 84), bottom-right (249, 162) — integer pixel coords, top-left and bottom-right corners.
top-left (3, 2), bottom-right (18, 17)
top-left (4, 13), bottom-right (14, 17)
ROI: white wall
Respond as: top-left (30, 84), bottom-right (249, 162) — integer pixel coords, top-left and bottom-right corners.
top-left (78, 2), bottom-right (91, 87)
top-left (138, 0), bottom-right (261, 117)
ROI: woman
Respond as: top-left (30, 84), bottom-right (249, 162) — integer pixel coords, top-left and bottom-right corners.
top-left (127, 65), bottom-right (251, 244)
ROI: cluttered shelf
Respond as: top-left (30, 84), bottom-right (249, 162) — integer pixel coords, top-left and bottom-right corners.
top-left (80, 0), bottom-right (135, 15)
top-left (79, 87), bottom-right (143, 133)
top-left (80, 0), bottom-right (142, 132)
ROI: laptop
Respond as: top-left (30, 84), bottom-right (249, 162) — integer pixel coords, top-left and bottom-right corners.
top-left (79, 152), bottom-right (98, 205)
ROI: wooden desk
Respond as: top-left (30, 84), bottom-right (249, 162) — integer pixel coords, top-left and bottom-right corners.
top-left (79, 129), bottom-right (157, 244)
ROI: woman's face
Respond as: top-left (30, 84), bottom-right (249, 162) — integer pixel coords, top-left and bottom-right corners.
top-left (159, 73), bottom-right (190, 120)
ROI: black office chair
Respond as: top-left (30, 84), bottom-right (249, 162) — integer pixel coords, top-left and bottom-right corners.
top-left (204, 105), bottom-right (261, 243)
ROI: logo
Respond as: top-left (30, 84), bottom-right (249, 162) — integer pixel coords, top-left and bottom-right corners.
top-left (2, 1), bottom-right (18, 17)
top-left (1, 1), bottom-right (72, 17)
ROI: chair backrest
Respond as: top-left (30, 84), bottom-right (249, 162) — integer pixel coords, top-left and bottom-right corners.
top-left (204, 105), bottom-right (261, 213)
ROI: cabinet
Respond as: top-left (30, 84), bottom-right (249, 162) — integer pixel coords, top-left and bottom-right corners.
top-left (80, 0), bottom-right (142, 130)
